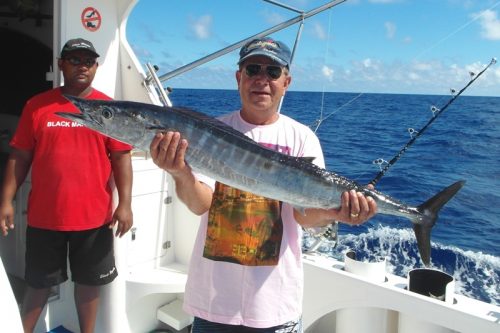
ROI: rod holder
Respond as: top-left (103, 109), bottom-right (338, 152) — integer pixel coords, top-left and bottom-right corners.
top-left (336, 250), bottom-right (394, 333)
top-left (408, 268), bottom-right (455, 303)
top-left (399, 268), bottom-right (456, 333)
top-left (344, 249), bottom-right (387, 283)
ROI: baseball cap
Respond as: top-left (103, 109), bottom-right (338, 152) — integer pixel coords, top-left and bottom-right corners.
top-left (60, 38), bottom-right (100, 58)
top-left (238, 37), bottom-right (291, 68)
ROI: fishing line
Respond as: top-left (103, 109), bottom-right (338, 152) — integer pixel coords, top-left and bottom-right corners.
top-left (312, 7), bottom-right (366, 134)
top-left (369, 57), bottom-right (497, 186)
top-left (301, 3), bottom-right (498, 251)
top-left (413, 1), bottom-right (500, 61)
top-left (366, 2), bottom-right (500, 183)
top-left (316, 7), bottom-right (334, 132)
top-left (306, 58), bottom-right (497, 252)
top-left (312, 1), bottom-right (500, 133)
top-left (312, 92), bottom-right (363, 132)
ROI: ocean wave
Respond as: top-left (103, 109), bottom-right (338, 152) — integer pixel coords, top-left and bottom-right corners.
top-left (303, 225), bottom-right (500, 306)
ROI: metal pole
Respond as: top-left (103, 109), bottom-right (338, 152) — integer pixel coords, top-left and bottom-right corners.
top-left (152, 0), bottom-right (347, 84)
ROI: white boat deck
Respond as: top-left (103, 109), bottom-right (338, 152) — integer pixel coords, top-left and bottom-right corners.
top-left (302, 253), bottom-right (500, 333)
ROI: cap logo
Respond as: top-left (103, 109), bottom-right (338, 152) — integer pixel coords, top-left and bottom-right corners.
top-left (61, 38), bottom-right (99, 58)
top-left (71, 42), bottom-right (91, 49)
top-left (245, 39), bottom-right (279, 55)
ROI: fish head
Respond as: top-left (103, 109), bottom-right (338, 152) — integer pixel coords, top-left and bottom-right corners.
top-left (58, 95), bottom-right (151, 151)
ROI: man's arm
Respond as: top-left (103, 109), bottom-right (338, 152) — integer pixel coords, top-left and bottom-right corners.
top-left (150, 132), bottom-right (213, 215)
top-left (0, 149), bottom-right (33, 236)
top-left (109, 150), bottom-right (133, 237)
top-left (294, 188), bottom-right (377, 227)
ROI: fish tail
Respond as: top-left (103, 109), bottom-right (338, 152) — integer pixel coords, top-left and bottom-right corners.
top-left (413, 180), bottom-right (466, 266)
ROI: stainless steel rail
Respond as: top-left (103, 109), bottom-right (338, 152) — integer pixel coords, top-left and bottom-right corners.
top-left (144, 0), bottom-right (346, 85)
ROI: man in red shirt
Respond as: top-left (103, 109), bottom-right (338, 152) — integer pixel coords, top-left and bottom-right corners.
top-left (0, 38), bottom-right (133, 333)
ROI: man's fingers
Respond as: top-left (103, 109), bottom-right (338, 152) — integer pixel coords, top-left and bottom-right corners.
top-left (149, 132), bottom-right (164, 158)
top-left (349, 190), bottom-right (360, 218)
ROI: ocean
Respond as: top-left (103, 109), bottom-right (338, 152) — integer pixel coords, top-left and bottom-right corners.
top-left (168, 88), bottom-right (500, 306)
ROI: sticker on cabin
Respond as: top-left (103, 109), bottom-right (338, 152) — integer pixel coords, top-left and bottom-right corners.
top-left (81, 7), bottom-right (102, 32)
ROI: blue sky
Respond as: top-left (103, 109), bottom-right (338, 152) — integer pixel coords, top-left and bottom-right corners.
top-left (127, 0), bottom-right (500, 96)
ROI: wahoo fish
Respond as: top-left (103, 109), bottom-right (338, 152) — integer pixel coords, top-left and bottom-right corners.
top-left (58, 96), bottom-right (465, 266)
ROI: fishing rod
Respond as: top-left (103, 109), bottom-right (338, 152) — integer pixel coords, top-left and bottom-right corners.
top-left (369, 57), bottom-right (497, 186)
top-left (304, 57), bottom-right (496, 253)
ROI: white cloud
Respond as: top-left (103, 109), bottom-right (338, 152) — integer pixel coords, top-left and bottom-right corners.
top-left (385, 21), bottom-right (396, 39)
top-left (494, 66), bottom-right (500, 80)
top-left (190, 15), bottom-right (212, 40)
top-left (408, 72), bottom-right (420, 81)
top-left (263, 10), bottom-right (286, 26)
top-left (362, 58), bottom-right (380, 69)
top-left (300, 57), bottom-right (498, 96)
top-left (465, 62), bottom-right (486, 75)
top-left (368, 0), bottom-right (400, 3)
top-left (412, 62), bottom-right (433, 71)
top-left (312, 22), bottom-right (327, 40)
top-left (473, 9), bottom-right (500, 40)
top-left (322, 65), bottom-right (334, 81)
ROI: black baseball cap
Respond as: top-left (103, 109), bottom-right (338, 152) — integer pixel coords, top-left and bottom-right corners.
top-left (60, 38), bottom-right (100, 58)
top-left (238, 37), bottom-right (291, 68)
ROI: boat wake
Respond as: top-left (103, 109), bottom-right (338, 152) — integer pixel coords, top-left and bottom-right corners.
top-left (303, 225), bottom-right (500, 306)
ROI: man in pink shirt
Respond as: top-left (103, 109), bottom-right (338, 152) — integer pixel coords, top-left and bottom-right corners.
top-left (150, 37), bottom-right (377, 332)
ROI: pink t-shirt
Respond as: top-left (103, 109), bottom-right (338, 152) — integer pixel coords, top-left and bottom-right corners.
top-left (10, 88), bottom-right (132, 231)
top-left (183, 111), bottom-right (325, 328)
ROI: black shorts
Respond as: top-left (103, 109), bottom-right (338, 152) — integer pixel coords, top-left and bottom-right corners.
top-left (25, 224), bottom-right (118, 289)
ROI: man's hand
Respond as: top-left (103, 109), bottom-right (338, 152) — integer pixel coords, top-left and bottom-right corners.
top-left (150, 131), bottom-right (191, 178)
top-left (149, 131), bottom-right (213, 216)
top-left (334, 188), bottom-right (377, 225)
top-left (0, 202), bottom-right (15, 236)
top-left (294, 185), bottom-right (377, 228)
top-left (109, 203), bottom-right (133, 237)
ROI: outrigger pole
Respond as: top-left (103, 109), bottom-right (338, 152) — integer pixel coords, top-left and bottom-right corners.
top-left (369, 57), bottom-right (497, 186)
top-left (144, 0), bottom-right (346, 109)
top-left (146, 0), bottom-right (346, 85)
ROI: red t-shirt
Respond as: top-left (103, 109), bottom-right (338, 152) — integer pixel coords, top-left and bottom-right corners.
top-left (10, 88), bottom-right (132, 231)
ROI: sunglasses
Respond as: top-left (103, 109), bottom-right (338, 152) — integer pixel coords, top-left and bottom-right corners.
top-left (64, 56), bottom-right (97, 67)
top-left (244, 64), bottom-right (284, 80)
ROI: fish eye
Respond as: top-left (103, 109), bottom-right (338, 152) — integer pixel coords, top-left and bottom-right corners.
top-left (101, 108), bottom-right (113, 119)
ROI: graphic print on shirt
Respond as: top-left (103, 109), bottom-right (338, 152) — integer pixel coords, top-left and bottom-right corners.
top-left (203, 182), bottom-right (283, 266)
top-left (202, 140), bottom-right (293, 266)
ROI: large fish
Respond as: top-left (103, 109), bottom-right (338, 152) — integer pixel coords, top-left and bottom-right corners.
top-left (58, 96), bottom-right (465, 266)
